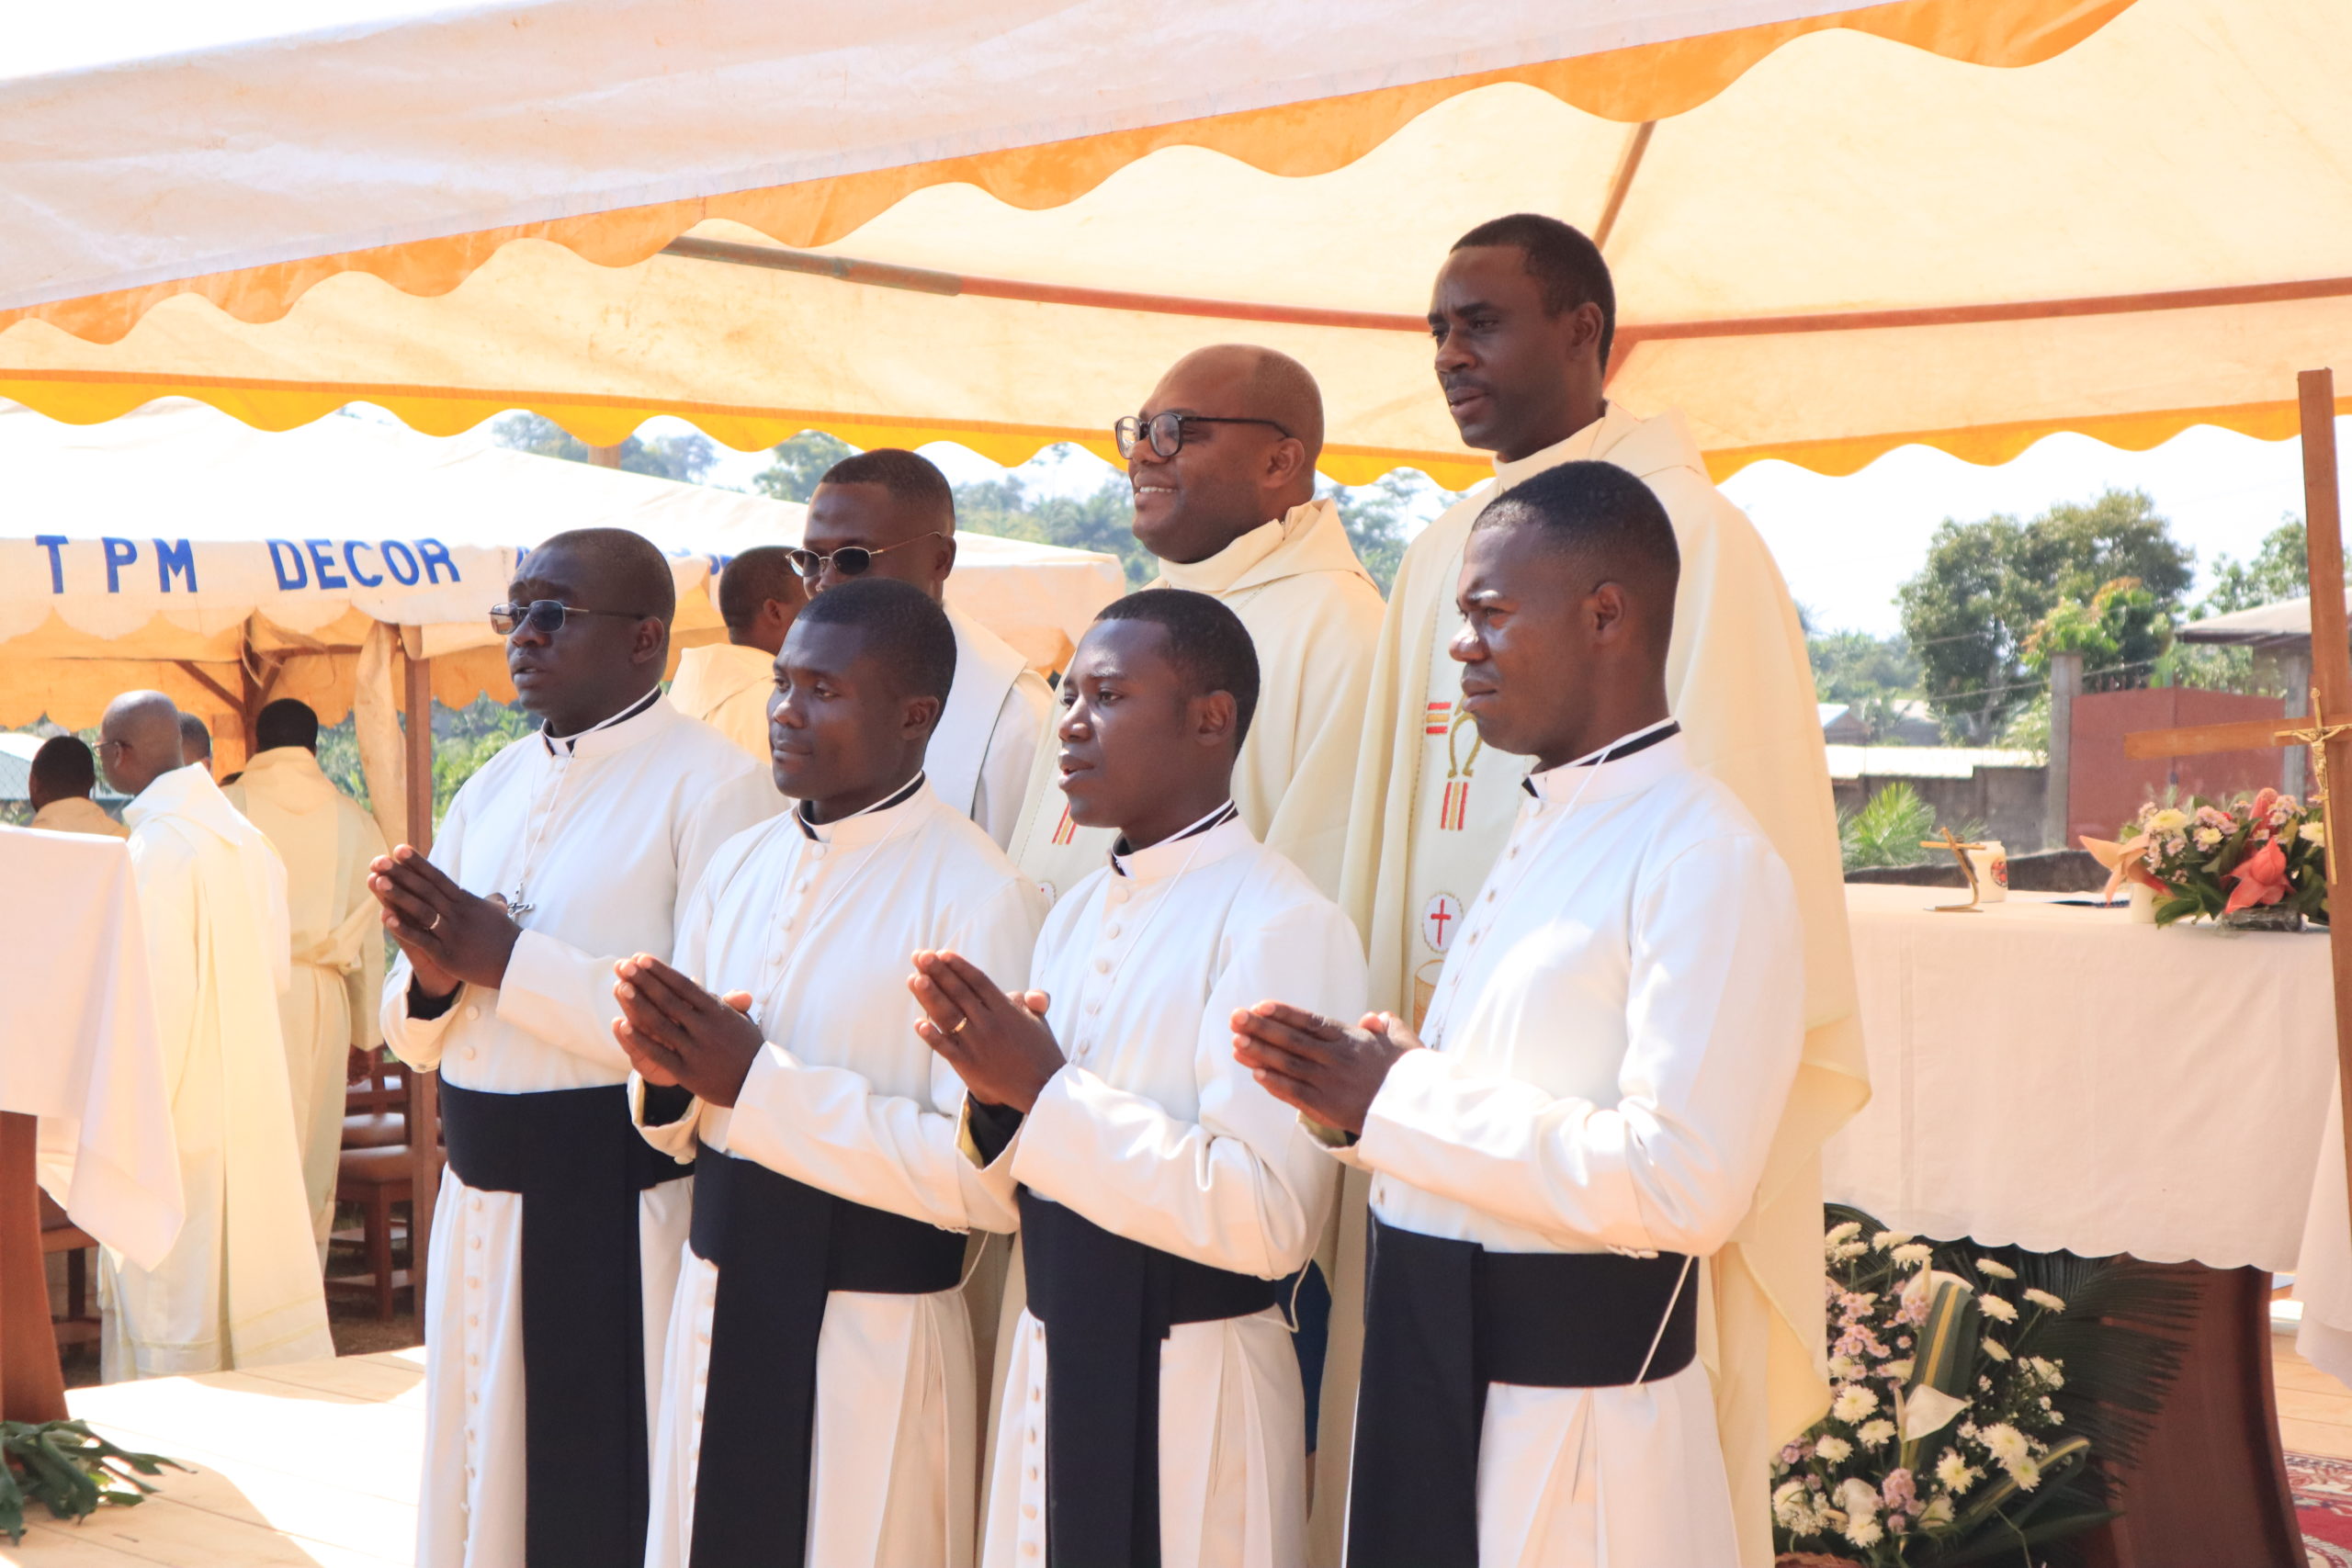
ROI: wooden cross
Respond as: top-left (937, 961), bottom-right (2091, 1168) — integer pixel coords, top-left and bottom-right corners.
top-left (2122, 367), bottom-right (2352, 1210)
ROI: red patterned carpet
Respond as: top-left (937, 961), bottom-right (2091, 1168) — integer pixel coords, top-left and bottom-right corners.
top-left (2292, 1451), bottom-right (2352, 1565)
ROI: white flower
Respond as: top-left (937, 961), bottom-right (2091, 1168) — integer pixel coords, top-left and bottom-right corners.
top-left (1837, 1476), bottom-right (1882, 1517)
top-left (1892, 1243), bottom-right (1934, 1268)
top-left (1827, 1353), bottom-right (1863, 1382)
top-left (2026, 1356), bottom-right (2064, 1388)
top-left (1826, 1221), bottom-right (1862, 1247)
top-left (2009, 1457), bottom-right (2043, 1492)
top-left (1980, 1423), bottom-right (2030, 1468)
top-left (1921, 1495), bottom-right (1955, 1527)
top-left (2195, 826), bottom-right (2223, 849)
top-left (2306, 820), bottom-right (2329, 849)
top-left (1935, 1451), bottom-right (1979, 1494)
top-left (1845, 1515), bottom-right (1885, 1548)
top-left (1978, 1295), bottom-right (2018, 1324)
top-left (1982, 1337), bottom-right (2012, 1362)
top-left (1832, 1385), bottom-right (1881, 1423)
top-left (2149, 807), bottom-right (2189, 834)
top-left (1975, 1258), bottom-right (2017, 1280)
top-left (1834, 1241), bottom-right (1870, 1261)
top-left (1881, 1358), bottom-right (1915, 1381)
top-left (1815, 1435), bottom-right (1854, 1463)
top-left (2023, 1288), bottom-right (2068, 1314)
top-left (1872, 1230), bottom-right (1914, 1250)
top-left (1773, 1480), bottom-right (1816, 1530)
top-left (1858, 1419), bottom-right (1897, 1447)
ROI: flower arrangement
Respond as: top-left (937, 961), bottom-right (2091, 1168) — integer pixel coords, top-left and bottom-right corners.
top-left (1771, 1208), bottom-right (2191, 1568)
top-left (2092, 789), bottom-right (2327, 928)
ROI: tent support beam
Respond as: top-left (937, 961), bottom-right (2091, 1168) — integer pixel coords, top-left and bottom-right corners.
top-left (173, 660), bottom-right (244, 718)
top-left (1590, 120), bottom-right (1656, 253)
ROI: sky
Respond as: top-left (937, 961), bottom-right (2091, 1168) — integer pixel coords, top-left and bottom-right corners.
top-left (21, 4), bottom-right (2325, 643)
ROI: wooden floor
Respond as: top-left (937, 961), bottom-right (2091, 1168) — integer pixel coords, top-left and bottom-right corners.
top-left (9, 1349), bottom-right (423, 1566)
top-left (11, 1335), bottom-right (2352, 1564)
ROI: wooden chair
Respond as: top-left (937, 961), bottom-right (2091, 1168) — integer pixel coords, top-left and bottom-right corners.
top-left (327, 1064), bottom-right (441, 1322)
top-left (37, 1191), bottom-right (99, 1349)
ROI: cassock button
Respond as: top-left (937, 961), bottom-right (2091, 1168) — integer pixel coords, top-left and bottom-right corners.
top-left (1027, 1426), bottom-right (1039, 1445)
top-left (470, 1197), bottom-right (481, 1213)
top-left (1105, 922), bottom-right (1123, 939)
top-left (1023, 1504), bottom-right (1037, 1519)
top-left (464, 1005), bottom-right (481, 1021)
top-left (1023, 1546), bottom-right (1039, 1559)
top-left (1031, 1386), bottom-right (1041, 1403)
top-left (1085, 1000), bottom-right (1101, 1015)
top-left (1092, 956), bottom-right (1110, 974)
top-left (1508, 847), bottom-right (1521, 859)
top-left (469, 1235), bottom-right (482, 1250)
top-left (1028, 1465), bottom-right (1039, 1483)
top-left (462, 1047), bottom-right (478, 1061)
top-left (810, 843), bottom-right (830, 860)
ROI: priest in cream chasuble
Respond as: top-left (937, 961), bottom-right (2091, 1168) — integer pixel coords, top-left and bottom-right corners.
top-left (668, 544), bottom-right (804, 761)
top-left (611, 579), bottom-right (1045, 1568)
top-left (370, 530), bottom-right (783, 1568)
top-left (917, 591), bottom-right (1363, 1568)
top-left (1245, 462), bottom-right (1805, 1565)
top-left (792, 449), bottom-right (1053, 850)
top-left (1329, 217), bottom-right (1865, 1567)
top-left (1004, 345), bottom-right (1385, 904)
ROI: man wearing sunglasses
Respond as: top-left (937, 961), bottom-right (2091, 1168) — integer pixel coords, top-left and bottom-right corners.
top-left (366, 526), bottom-right (784, 1568)
top-left (795, 448), bottom-right (1054, 852)
top-left (1003, 344), bottom-right (1385, 909)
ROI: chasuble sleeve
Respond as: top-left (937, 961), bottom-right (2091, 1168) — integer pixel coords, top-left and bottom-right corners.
top-left (1355, 835), bottom-right (1805, 1256)
top-left (718, 878), bottom-right (1044, 1234)
top-left (126, 829), bottom-right (202, 1095)
top-left (974, 671), bottom-right (1055, 851)
top-left (1011, 895), bottom-right (1363, 1278)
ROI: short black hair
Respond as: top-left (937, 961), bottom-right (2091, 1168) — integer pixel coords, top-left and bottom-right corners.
top-left (1453, 213), bottom-right (1617, 367)
top-left (177, 711), bottom-right (212, 756)
top-left (818, 447), bottom-right (956, 529)
top-left (531, 526), bottom-right (677, 623)
top-left (255, 698), bottom-right (321, 752)
top-left (718, 546), bottom-right (800, 631)
top-left (1093, 589), bottom-right (1261, 748)
top-left (796, 576), bottom-right (957, 706)
top-left (1472, 460), bottom-right (1679, 622)
top-left (30, 735), bottom-right (96, 797)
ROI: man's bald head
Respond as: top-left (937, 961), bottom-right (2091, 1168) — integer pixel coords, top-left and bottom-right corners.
top-left (1128, 344), bottom-right (1326, 566)
top-left (99, 691), bottom-right (187, 797)
top-left (506, 527), bottom-right (674, 734)
top-left (178, 711), bottom-right (213, 772)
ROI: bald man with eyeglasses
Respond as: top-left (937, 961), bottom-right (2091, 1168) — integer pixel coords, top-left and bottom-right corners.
top-left (795, 448), bottom-right (1054, 851)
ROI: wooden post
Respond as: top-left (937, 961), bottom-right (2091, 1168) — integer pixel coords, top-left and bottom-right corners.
top-left (2296, 371), bottom-right (2352, 1234)
top-left (2044, 650), bottom-right (2082, 852)
top-left (398, 640), bottom-right (440, 1299)
top-left (585, 443), bottom-right (625, 469)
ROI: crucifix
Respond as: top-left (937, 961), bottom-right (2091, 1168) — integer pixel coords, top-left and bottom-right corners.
top-left (2121, 367), bottom-right (2352, 1207)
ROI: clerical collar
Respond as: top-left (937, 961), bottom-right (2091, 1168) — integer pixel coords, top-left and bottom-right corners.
top-left (541, 684), bottom-right (662, 756)
top-left (797, 771), bottom-right (927, 843)
top-left (1488, 401), bottom-right (1631, 492)
top-left (1109, 800), bottom-right (1240, 879)
top-left (1521, 720), bottom-right (1684, 806)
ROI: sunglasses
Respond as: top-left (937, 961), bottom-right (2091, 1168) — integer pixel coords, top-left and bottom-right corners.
top-left (488, 600), bottom-right (651, 637)
top-left (1114, 412), bottom-right (1292, 460)
top-left (786, 532), bottom-right (947, 581)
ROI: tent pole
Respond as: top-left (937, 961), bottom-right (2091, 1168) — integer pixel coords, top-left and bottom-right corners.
top-left (396, 632), bottom-right (440, 1308)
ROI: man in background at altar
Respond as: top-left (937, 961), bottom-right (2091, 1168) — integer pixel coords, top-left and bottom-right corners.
top-left (796, 449), bottom-right (1051, 848)
top-left (668, 544), bottom-right (805, 762)
top-left (28, 736), bottom-right (127, 840)
top-left (96, 691), bottom-right (332, 1380)
top-left (1329, 213), bottom-right (1865, 1565)
top-left (1004, 344), bottom-right (1385, 904)
top-left (226, 698), bottom-right (389, 1255)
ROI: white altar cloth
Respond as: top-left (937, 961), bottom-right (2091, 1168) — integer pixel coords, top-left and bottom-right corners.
top-left (1826, 885), bottom-right (2336, 1271)
top-left (0, 826), bottom-right (180, 1269)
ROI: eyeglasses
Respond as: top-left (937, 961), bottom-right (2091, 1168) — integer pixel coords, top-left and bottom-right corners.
top-left (786, 532), bottom-right (947, 581)
top-left (488, 600), bottom-right (651, 637)
top-left (1114, 412), bottom-right (1293, 460)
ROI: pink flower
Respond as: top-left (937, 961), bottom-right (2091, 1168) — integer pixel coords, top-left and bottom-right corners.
top-left (1883, 1468), bottom-right (1920, 1516)
top-left (2224, 840), bottom-right (2291, 913)
top-left (2253, 788), bottom-right (2279, 817)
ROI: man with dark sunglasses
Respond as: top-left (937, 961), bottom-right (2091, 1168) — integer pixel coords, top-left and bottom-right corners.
top-left (796, 448), bottom-right (1053, 851)
top-left (1003, 344), bottom-right (1385, 910)
top-left (366, 526), bottom-right (783, 1568)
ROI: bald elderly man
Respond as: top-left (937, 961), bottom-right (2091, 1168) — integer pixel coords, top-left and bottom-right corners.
top-left (96, 691), bottom-right (331, 1380)
top-left (1005, 344), bottom-right (1386, 904)
top-left (794, 448), bottom-right (1053, 849)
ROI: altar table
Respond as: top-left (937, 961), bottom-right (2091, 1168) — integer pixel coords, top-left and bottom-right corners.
top-left (1828, 885), bottom-right (2337, 1568)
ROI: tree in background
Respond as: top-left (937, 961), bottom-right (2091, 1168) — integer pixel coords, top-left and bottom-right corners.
top-left (751, 431), bottom-right (856, 503)
top-left (493, 412), bottom-right (719, 484)
top-left (1321, 471), bottom-right (1460, 595)
top-left (1898, 489), bottom-right (2194, 743)
top-left (2023, 578), bottom-right (2171, 693)
top-left (2198, 517), bottom-right (2310, 615)
top-left (1807, 628), bottom-right (1923, 744)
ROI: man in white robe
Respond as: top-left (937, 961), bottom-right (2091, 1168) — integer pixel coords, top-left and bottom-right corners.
top-left (1005, 345), bottom-right (1385, 904)
top-left (95, 691), bottom-right (333, 1381)
top-left (915, 590), bottom-right (1364, 1568)
top-left (176, 712), bottom-right (213, 775)
top-left (1241, 463), bottom-right (1805, 1566)
top-left (226, 697), bottom-right (389, 1251)
top-left (612, 578), bottom-right (1044, 1568)
top-left (668, 544), bottom-right (804, 761)
top-left (27, 736), bottom-right (128, 839)
top-left (1329, 215), bottom-right (1866, 1563)
top-left (792, 448), bottom-right (1051, 849)
top-left (369, 529), bottom-right (782, 1568)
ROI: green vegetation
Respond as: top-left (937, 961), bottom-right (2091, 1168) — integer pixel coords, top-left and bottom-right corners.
top-left (1838, 782), bottom-right (1983, 873)
top-left (492, 412), bottom-right (718, 484)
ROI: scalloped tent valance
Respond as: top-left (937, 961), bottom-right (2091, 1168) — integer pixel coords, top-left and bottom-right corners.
top-left (6, 0), bottom-right (2346, 482)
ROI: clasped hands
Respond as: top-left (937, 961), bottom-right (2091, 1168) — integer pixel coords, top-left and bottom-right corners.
top-left (368, 845), bottom-right (520, 998)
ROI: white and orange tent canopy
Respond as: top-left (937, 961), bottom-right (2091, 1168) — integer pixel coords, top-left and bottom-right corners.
top-left (0, 399), bottom-right (1125, 835)
top-left (4, 0), bottom-right (2342, 489)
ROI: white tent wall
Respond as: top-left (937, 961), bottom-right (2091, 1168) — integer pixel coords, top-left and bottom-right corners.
top-left (0, 400), bottom-right (1126, 839)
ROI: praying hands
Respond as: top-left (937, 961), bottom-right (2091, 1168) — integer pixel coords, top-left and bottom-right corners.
top-left (611, 954), bottom-right (764, 1108)
top-left (368, 844), bottom-right (520, 996)
top-left (908, 949), bottom-right (1063, 1112)
top-left (1229, 1000), bottom-right (1419, 1135)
